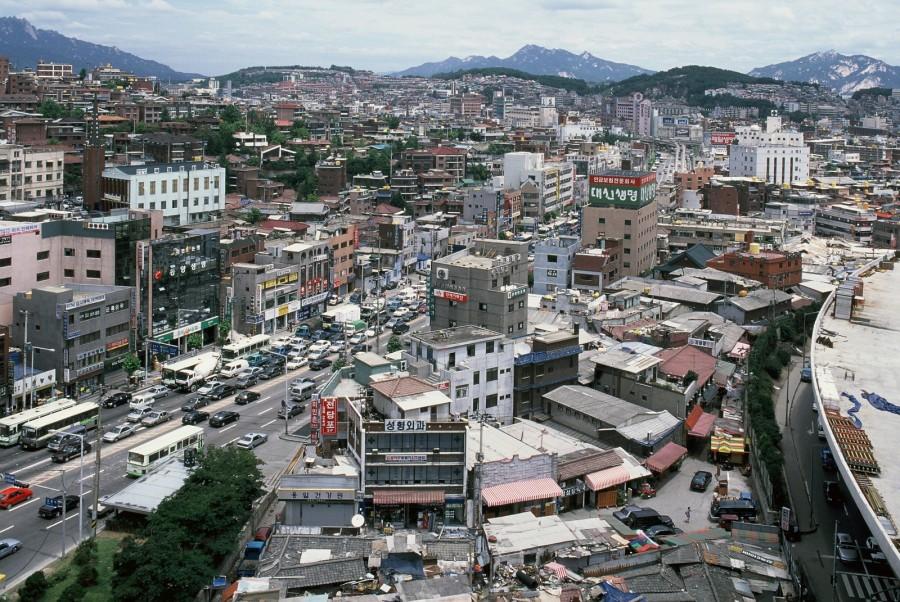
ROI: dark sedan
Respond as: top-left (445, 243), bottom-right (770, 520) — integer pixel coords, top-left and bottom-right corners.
top-left (102, 391), bottom-right (131, 408)
top-left (392, 323), bottom-right (410, 335)
top-left (235, 390), bottom-right (261, 405)
top-left (203, 383), bottom-right (235, 400)
top-left (38, 495), bottom-right (80, 519)
top-left (259, 364), bottom-right (283, 380)
top-left (182, 410), bottom-right (209, 425)
top-left (180, 396), bottom-right (210, 412)
top-left (308, 358), bottom-right (332, 371)
top-left (690, 470), bottom-right (713, 492)
top-left (277, 404), bottom-right (304, 419)
top-left (209, 410), bottom-right (240, 428)
top-left (51, 441), bottom-right (92, 463)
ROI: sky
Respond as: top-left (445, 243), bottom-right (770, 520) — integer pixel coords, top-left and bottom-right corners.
top-left (3, 0), bottom-right (899, 76)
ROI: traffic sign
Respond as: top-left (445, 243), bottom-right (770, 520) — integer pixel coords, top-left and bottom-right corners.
top-left (149, 340), bottom-right (179, 357)
top-left (3, 473), bottom-right (16, 485)
top-left (45, 497), bottom-right (59, 507)
top-left (212, 575), bottom-right (227, 588)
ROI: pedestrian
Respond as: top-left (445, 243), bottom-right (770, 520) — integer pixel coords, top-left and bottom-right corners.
top-left (685, 507), bottom-right (691, 523)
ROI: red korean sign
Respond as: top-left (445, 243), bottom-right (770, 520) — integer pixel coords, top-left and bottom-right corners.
top-left (710, 132), bottom-right (736, 146)
top-left (589, 172), bottom-right (656, 188)
top-left (310, 396), bottom-right (320, 444)
top-left (433, 289), bottom-right (468, 303)
top-left (321, 397), bottom-right (338, 436)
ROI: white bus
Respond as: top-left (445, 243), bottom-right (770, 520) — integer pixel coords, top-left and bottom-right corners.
top-left (0, 399), bottom-right (78, 447)
top-left (221, 334), bottom-right (270, 361)
top-left (126, 425), bottom-right (205, 477)
top-left (19, 402), bottom-right (100, 450)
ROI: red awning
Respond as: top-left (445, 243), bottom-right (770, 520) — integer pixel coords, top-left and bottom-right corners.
top-left (689, 412), bottom-right (716, 438)
top-left (644, 442), bottom-right (688, 473)
top-left (584, 465), bottom-right (632, 491)
top-left (481, 478), bottom-right (563, 507)
top-left (373, 489), bottom-right (445, 505)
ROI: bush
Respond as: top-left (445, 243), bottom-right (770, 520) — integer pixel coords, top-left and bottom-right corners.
top-left (77, 564), bottom-right (98, 588)
top-left (776, 347), bottom-right (791, 367)
top-left (18, 571), bottom-right (49, 602)
top-left (58, 582), bottom-right (85, 602)
top-left (72, 539), bottom-right (97, 567)
top-left (764, 357), bottom-right (782, 378)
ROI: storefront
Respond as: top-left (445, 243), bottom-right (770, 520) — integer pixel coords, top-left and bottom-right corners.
top-left (481, 477), bottom-right (563, 520)
top-left (585, 465), bottom-right (633, 509)
top-left (685, 404), bottom-right (717, 448)
top-left (710, 433), bottom-right (747, 465)
top-left (371, 489), bottom-right (446, 531)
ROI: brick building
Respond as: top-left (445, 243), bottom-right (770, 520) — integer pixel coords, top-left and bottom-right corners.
top-left (706, 248), bottom-right (802, 289)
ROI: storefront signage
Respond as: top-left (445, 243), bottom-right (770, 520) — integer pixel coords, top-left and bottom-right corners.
top-left (287, 489), bottom-right (349, 500)
top-left (322, 397), bottom-right (338, 436)
top-left (433, 289), bottom-right (468, 303)
top-left (562, 479), bottom-right (585, 497)
top-left (310, 396), bottom-right (320, 444)
top-left (65, 294), bottom-right (107, 311)
top-left (710, 132), bottom-right (736, 146)
top-left (384, 454), bottom-right (428, 463)
top-left (506, 286), bottom-right (527, 300)
top-left (157, 316), bottom-right (219, 343)
top-left (0, 223), bottom-right (40, 238)
top-left (384, 419), bottom-right (427, 432)
top-left (0, 236), bottom-right (11, 245)
top-left (106, 338), bottom-right (129, 352)
top-left (590, 173), bottom-right (655, 188)
top-left (302, 291), bottom-right (329, 307)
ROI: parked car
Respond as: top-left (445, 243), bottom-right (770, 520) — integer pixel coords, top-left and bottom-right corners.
top-left (209, 411), bottom-right (240, 428)
top-left (348, 333), bottom-right (366, 346)
top-left (51, 440), bottom-right (92, 463)
top-left (329, 341), bottom-right (345, 354)
top-left (203, 383), bottom-right (235, 400)
top-left (182, 410), bottom-right (209, 425)
top-left (278, 404), bottom-right (304, 419)
top-left (181, 396), bottom-right (210, 412)
top-left (824, 480), bottom-right (842, 504)
top-left (384, 318), bottom-right (400, 330)
top-left (196, 382), bottom-right (218, 396)
top-left (821, 448), bottom-right (836, 471)
top-left (244, 367), bottom-right (264, 377)
top-left (382, 280), bottom-right (398, 290)
top-left (295, 324), bottom-right (311, 338)
top-left (235, 432), bottom-right (268, 449)
top-left (38, 495), bottom-right (79, 519)
top-left (309, 358), bottom-right (332, 371)
top-left (836, 532), bottom-right (860, 564)
top-left (351, 343), bottom-right (371, 354)
top-left (102, 391), bottom-right (131, 408)
top-left (800, 366), bottom-right (812, 382)
top-left (126, 407), bottom-right (153, 423)
top-left (234, 373), bottom-right (258, 389)
top-left (690, 471), bottom-right (713, 492)
top-left (235, 390), bottom-right (261, 405)
top-left (0, 487), bottom-right (33, 510)
top-left (865, 536), bottom-right (888, 563)
top-left (260, 364), bottom-right (283, 380)
top-left (644, 524), bottom-right (683, 539)
top-left (103, 424), bottom-right (137, 443)
top-left (286, 357), bottom-right (308, 370)
top-left (0, 538), bottom-right (22, 560)
top-left (141, 410), bottom-right (171, 427)
top-left (349, 292), bottom-right (362, 304)
top-left (392, 323), bottom-right (410, 335)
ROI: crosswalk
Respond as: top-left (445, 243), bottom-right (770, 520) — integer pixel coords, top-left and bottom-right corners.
top-left (840, 572), bottom-right (900, 601)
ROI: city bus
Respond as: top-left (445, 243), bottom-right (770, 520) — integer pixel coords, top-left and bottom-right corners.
top-left (19, 402), bottom-right (100, 450)
top-left (126, 425), bottom-right (205, 477)
top-left (0, 398), bottom-right (78, 447)
top-left (221, 334), bottom-right (271, 361)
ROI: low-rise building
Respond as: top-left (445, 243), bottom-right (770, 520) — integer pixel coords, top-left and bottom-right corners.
top-left (814, 203), bottom-right (876, 244)
top-left (533, 236), bottom-right (581, 294)
top-left (0, 144), bottom-right (65, 202)
top-left (514, 329), bottom-right (581, 419)
top-left (706, 248), bottom-right (802, 289)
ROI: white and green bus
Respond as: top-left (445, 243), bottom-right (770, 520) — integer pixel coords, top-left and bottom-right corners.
top-left (19, 402), bottom-right (99, 450)
top-left (0, 399), bottom-right (78, 447)
top-left (221, 334), bottom-right (270, 362)
top-left (126, 425), bottom-right (204, 477)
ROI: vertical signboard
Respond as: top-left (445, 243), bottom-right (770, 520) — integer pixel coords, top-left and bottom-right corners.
top-left (310, 394), bottom-right (321, 445)
top-left (321, 397), bottom-right (338, 436)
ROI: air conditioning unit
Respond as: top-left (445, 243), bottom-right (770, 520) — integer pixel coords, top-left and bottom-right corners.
top-left (436, 268), bottom-right (448, 280)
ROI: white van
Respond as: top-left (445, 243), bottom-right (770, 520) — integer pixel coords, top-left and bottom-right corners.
top-left (220, 359), bottom-right (249, 378)
top-left (129, 391), bottom-right (157, 409)
top-left (290, 381), bottom-right (317, 401)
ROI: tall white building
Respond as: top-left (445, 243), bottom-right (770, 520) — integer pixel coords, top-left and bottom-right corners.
top-left (728, 114), bottom-right (809, 185)
top-left (0, 145), bottom-right (65, 202)
top-left (405, 326), bottom-right (515, 424)
top-left (503, 152), bottom-right (575, 220)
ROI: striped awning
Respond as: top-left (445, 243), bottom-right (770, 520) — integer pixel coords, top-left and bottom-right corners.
top-left (373, 489), bottom-right (445, 505)
top-left (584, 465), bottom-right (632, 491)
top-left (644, 442), bottom-right (688, 473)
top-left (543, 562), bottom-right (568, 580)
top-left (711, 435), bottom-right (746, 455)
top-left (481, 478), bottom-right (563, 508)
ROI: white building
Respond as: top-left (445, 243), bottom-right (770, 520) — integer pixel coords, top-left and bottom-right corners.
top-left (503, 152), bottom-right (575, 220)
top-left (101, 161), bottom-right (226, 227)
top-left (557, 120), bottom-right (603, 144)
top-left (728, 114), bottom-right (809, 185)
top-left (405, 326), bottom-right (515, 424)
top-left (814, 203), bottom-right (876, 244)
top-left (0, 145), bottom-right (65, 202)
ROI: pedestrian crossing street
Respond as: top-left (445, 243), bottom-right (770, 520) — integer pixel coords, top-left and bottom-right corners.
top-left (840, 571), bottom-right (900, 601)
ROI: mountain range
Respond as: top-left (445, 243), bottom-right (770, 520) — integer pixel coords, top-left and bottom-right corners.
top-left (0, 17), bottom-right (202, 81)
top-left (393, 44), bottom-right (653, 82)
top-left (749, 51), bottom-right (900, 95)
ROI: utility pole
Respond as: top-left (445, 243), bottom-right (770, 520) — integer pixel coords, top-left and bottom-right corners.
top-left (91, 387), bottom-right (105, 538)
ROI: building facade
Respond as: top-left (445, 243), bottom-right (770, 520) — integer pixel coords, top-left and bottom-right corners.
top-left (0, 144), bottom-right (65, 202)
top-left (533, 235), bottom-right (582, 294)
top-left (514, 330), bottom-right (581, 418)
top-left (814, 203), bottom-right (876, 244)
top-left (728, 115), bottom-right (809, 185)
top-left (706, 249), bottom-right (802, 289)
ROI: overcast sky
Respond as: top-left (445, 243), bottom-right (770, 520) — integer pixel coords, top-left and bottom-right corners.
top-left (5, 0), bottom-right (898, 76)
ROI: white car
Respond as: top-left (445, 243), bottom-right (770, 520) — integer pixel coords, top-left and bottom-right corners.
top-left (129, 396), bottom-right (155, 410)
top-left (365, 329), bottom-right (377, 338)
top-left (197, 383), bottom-right (216, 396)
top-left (144, 385), bottom-right (171, 399)
top-left (235, 432), bottom-right (268, 449)
top-left (329, 341), bottom-right (344, 354)
top-left (126, 407), bottom-right (153, 423)
top-left (307, 349), bottom-right (329, 361)
top-left (349, 333), bottom-right (366, 345)
top-left (287, 348), bottom-right (305, 360)
top-left (103, 424), bottom-right (136, 443)
top-left (286, 357), bottom-right (308, 370)
top-left (393, 308), bottom-right (410, 318)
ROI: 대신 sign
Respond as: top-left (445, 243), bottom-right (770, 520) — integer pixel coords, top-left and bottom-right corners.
top-left (588, 172), bottom-right (657, 208)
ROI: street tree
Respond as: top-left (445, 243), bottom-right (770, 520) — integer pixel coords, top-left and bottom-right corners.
top-left (387, 335), bottom-right (403, 353)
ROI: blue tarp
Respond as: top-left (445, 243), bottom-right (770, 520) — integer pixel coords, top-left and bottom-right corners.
top-left (600, 581), bottom-right (644, 601)
top-left (380, 553), bottom-right (425, 581)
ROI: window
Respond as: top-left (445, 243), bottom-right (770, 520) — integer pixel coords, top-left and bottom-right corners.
top-left (138, 182), bottom-right (145, 196)
top-left (518, 301), bottom-right (525, 309)
top-left (508, 304), bottom-right (513, 312)
top-left (79, 331), bottom-right (101, 345)
top-left (36, 251), bottom-right (48, 260)
top-left (467, 344), bottom-right (475, 357)
top-left (172, 179), bottom-right (178, 192)
top-left (508, 326), bottom-right (513, 334)
top-left (487, 368), bottom-right (498, 382)
top-left (149, 181), bottom-right (156, 194)
top-left (454, 385), bottom-right (468, 399)
top-left (106, 322), bottom-right (129, 336)
top-left (547, 254), bottom-right (558, 263)
top-left (193, 178), bottom-right (199, 191)
top-left (517, 322), bottom-right (524, 330)
top-left (106, 300), bottom-right (129, 313)
top-left (448, 352), bottom-right (456, 367)
top-left (86, 249), bottom-right (101, 258)
top-left (486, 341), bottom-right (494, 353)
top-left (64, 268), bottom-right (74, 277)
top-left (598, 217), bottom-right (605, 224)
top-left (86, 269), bottom-right (101, 279)
top-left (0, 277), bottom-right (9, 287)
top-left (473, 372), bottom-right (480, 385)
top-left (161, 180), bottom-right (167, 194)
top-left (80, 308), bottom-right (101, 320)
top-left (624, 233), bottom-right (631, 240)
top-left (486, 393), bottom-right (498, 408)
top-left (478, 302), bottom-right (487, 311)
top-left (36, 271), bottom-right (50, 281)
top-left (624, 219), bottom-right (632, 226)
top-left (64, 248), bottom-right (75, 257)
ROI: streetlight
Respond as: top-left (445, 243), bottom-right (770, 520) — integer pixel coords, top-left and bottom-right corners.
top-left (50, 427), bottom-right (87, 542)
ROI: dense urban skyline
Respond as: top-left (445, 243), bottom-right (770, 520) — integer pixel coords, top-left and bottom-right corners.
top-left (2, 0), bottom-right (898, 75)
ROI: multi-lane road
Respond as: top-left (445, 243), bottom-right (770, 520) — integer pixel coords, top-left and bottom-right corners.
top-left (0, 306), bottom-right (427, 588)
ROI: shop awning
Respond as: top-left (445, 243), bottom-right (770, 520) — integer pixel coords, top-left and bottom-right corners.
top-left (481, 478), bottom-right (563, 508)
top-left (584, 465), bottom-right (632, 491)
top-left (710, 435), bottom-right (746, 455)
top-left (373, 489), bottom-right (445, 505)
top-left (686, 405), bottom-right (717, 438)
top-left (644, 442), bottom-right (688, 473)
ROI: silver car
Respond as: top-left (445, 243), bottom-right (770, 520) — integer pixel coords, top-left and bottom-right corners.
top-left (836, 532), bottom-right (860, 563)
top-left (0, 538), bottom-right (21, 560)
top-left (103, 424), bottom-right (136, 443)
top-left (235, 432), bottom-right (268, 449)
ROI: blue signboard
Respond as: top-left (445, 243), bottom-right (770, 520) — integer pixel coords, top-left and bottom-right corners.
top-left (3, 473), bottom-right (16, 485)
top-left (149, 340), bottom-right (179, 357)
top-left (45, 497), bottom-right (60, 507)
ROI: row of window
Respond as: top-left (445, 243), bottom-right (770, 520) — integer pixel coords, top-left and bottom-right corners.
top-left (137, 177), bottom-right (219, 195)
top-left (137, 197), bottom-right (220, 211)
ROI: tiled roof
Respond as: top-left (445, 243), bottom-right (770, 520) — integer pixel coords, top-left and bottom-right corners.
top-left (370, 376), bottom-right (436, 399)
top-left (558, 449), bottom-right (622, 481)
top-left (270, 557), bottom-right (367, 588)
top-left (655, 345), bottom-right (716, 387)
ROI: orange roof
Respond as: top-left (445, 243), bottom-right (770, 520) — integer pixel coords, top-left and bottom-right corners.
top-left (370, 376), bottom-right (436, 399)
top-left (655, 345), bottom-right (716, 387)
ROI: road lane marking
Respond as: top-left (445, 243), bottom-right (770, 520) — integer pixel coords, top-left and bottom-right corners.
top-left (45, 513), bottom-right (79, 529)
top-left (10, 498), bottom-right (40, 511)
top-left (224, 437), bottom-right (240, 447)
top-left (257, 407), bottom-right (274, 416)
top-left (258, 397), bottom-right (271, 404)
top-left (260, 419), bottom-right (276, 428)
top-left (220, 424), bottom-right (237, 433)
top-left (80, 469), bottom-right (104, 482)
top-left (19, 457), bottom-right (52, 472)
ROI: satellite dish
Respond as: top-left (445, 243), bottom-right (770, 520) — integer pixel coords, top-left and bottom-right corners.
top-left (351, 514), bottom-right (365, 528)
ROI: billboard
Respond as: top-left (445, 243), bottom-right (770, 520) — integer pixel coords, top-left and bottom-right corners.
top-left (433, 289), bottom-right (468, 303)
top-left (588, 173), bottom-right (657, 208)
top-left (710, 132), bottom-right (736, 146)
top-left (310, 395), bottom-right (320, 444)
top-left (321, 397), bottom-right (338, 436)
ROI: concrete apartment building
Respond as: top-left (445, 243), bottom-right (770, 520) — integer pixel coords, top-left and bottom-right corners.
top-left (514, 329), bottom-right (581, 418)
top-left (35, 61), bottom-right (73, 79)
top-left (657, 208), bottom-right (786, 254)
top-left (582, 170), bottom-right (658, 276)
top-left (533, 235), bottom-right (582, 294)
top-left (430, 239), bottom-right (529, 338)
top-left (138, 133), bottom-right (205, 163)
top-left (450, 93), bottom-right (483, 117)
top-left (728, 114), bottom-right (809, 185)
top-left (814, 203), bottom-right (876, 244)
top-left (503, 152), bottom-right (575, 222)
top-left (0, 144), bottom-right (65, 202)
top-left (401, 147), bottom-right (467, 183)
top-left (405, 326), bottom-right (515, 423)
top-left (706, 248), bottom-right (803, 289)
top-left (317, 222), bottom-right (357, 296)
top-left (101, 161), bottom-right (226, 226)
top-left (12, 283), bottom-right (134, 397)
top-left (315, 156), bottom-right (347, 196)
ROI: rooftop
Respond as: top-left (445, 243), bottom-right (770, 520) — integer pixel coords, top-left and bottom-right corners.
top-left (411, 325), bottom-right (503, 348)
top-left (102, 457), bottom-right (189, 515)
